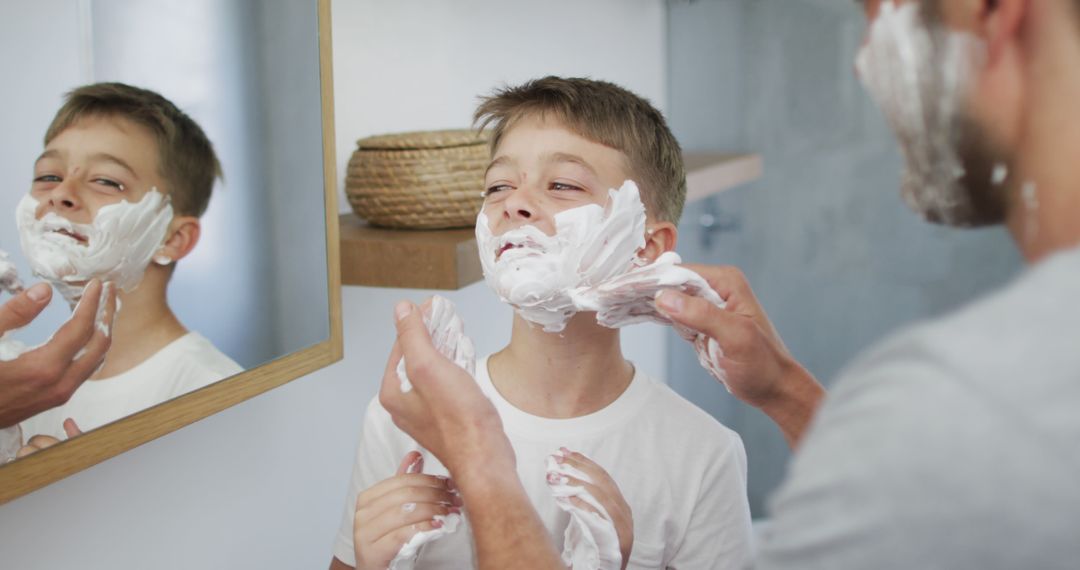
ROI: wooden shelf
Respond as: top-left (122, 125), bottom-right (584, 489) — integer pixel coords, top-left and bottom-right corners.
top-left (340, 153), bottom-right (760, 290)
top-left (339, 215), bottom-right (481, 290)
top-left (684, 152), bottom-right (762, 202)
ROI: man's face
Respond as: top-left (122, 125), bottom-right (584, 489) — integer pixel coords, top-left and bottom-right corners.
top-left (857, 0), bottom-right (1010, 226)
top-left (31, 116), bottom-right (165, 235)
top-left (482, 115), bottom-right (631, 243)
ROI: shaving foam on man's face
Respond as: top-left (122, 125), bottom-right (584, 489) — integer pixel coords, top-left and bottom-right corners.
top-left (16, 116), bottom-right (174, 305)
top-left (856, 0), bottom-right (1008, 226)
top-left (477, 118), bottom-right (650, 332)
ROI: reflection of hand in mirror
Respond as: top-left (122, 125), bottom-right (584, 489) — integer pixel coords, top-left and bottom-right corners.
top-left (0, 279), bottom-right (115, 428)
top-left (350, 451), bottom-right (461, 570)
top-left (16, 418), bottom-right (83, 459)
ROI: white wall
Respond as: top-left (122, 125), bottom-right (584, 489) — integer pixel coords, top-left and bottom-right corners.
top-left (0, 2), bottom-right (669, 568)
top-left (0, 2), bottom-right (89, 346)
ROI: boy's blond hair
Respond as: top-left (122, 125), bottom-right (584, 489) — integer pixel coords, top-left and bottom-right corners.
top-left (474, 76), bottom-right (686, 223)
top-left (45, 82), bottom-right (222, 218)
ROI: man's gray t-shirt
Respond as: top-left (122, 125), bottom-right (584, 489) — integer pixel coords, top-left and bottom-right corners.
top-left (758, 244), bottom-right (1080, 569)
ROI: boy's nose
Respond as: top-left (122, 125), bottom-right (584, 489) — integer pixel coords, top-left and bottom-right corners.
top-left (44, 179), bottom-right (81, 212)
top-left (502, 187), bottom-right (537, 222)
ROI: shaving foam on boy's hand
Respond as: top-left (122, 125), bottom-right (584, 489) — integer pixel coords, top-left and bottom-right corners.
top-left (396, 295), bottom-right (477, 392)
top-left (386, 452), bottom-right (464, 570)
top-left (546, 449), bottom-right (629, 570)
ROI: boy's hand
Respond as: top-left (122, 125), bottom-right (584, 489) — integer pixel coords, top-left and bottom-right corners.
top-left (16, 418), bottom-right (83, 458)
top-left (352, 451), bottom-right (462, 570)
top-left (0, 280), bottom-right (116, 428)
top-left (655, 265), bottom-right (824, 447)
top-left (553, 449), bottom-right (633, 570)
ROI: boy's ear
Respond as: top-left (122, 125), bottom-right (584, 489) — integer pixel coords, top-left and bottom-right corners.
top-left (637, 221), bottom-right (677, 264)
top-left (155, 216), bottom-right (201, 264)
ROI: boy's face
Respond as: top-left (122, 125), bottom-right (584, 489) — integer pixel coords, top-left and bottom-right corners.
top-left (30, 115), bottom-right (165, 232)
top-left (482, 115), bottom-right (631, 239)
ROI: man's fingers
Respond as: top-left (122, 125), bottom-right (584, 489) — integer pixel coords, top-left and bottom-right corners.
top-left (43, 279), bottom-right (104, 363)
top-left (657, 290), bottom-right (748, 347)
top-left (680, 264), bottom-right (753, 302)
top-left (99, 281), bottom-right (117, 336)
top-left (53, 324), bottom-right (112, 398)
top-left (379, 338), bottom-right (422, 422)
top-left (393, 301), bottom-right (441, 378)
top-left (0, 283), bottom-right (52, 334)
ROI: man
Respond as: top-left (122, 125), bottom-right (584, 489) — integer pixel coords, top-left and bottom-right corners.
top-left (381, 0), bottom-right (1080, 568)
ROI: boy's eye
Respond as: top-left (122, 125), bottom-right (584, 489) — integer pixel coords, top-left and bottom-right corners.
top-left (484, 184), bottom-right (512, 197)
top-left (33, 174), bottom-right (61, 184)
top-left (92, 178), bottom-right (126, 191)
top-left (550, 182), bottom-right (583, 192)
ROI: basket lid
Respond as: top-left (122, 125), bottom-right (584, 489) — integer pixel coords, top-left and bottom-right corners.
top-left (356, 129), bottom-right (490, 151)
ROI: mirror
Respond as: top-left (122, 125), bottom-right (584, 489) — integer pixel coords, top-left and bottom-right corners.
top-left (0, 0), bottom-right (342, 502)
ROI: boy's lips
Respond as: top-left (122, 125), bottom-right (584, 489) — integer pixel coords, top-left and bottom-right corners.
top-left (495, 243), bottom-right (520, 260)
top-left (51, 228), bottom-right (89, 245)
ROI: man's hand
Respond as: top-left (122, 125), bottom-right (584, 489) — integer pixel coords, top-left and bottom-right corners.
top-left (656, 265), bottom-right (824, 447)
top-left (16, 418), bottom-right (83, 458)
top-left (380, 300), bottom-right (563, 570)
top-left (0, 280), bottom-right (116, 428)
top-left (379, 301), bottom-right (515, 478)
top-left (552, 449), bottom-right (634, 570)
top-left (352, 451), bottom-right (462, 570)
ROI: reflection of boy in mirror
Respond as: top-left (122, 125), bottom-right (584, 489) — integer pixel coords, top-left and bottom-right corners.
top-left (331, 78), bottom-right (753, 569)
top-left (16, 83), bottom-right (241, 451)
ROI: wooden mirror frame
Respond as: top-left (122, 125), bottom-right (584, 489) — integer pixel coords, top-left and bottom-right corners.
top-left (0, 0), bottom-right (343, 505)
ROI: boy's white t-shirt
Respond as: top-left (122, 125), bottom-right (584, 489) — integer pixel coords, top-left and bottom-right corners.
top-left (20, 332), bottom-right (242, 440)
top-left (333, 356), bottom-right (753, 569)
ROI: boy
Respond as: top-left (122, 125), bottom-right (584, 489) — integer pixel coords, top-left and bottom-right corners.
top-left (17, 82), bottom-right (241, 448)
top-left (331, 77), bottom-right (752, 569)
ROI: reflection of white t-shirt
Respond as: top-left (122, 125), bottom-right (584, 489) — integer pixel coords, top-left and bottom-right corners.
top-left (333, 356), bottom-right (753, 569)
top-left (20, 332), bottom-right (241, 440)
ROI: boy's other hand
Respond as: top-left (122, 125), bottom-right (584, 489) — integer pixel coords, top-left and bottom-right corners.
top-left (655, 265), bottom-right (824, 446)
top-left (352, 451), bottom-right (462, 570)
top-left (380, 300), bottom-right (515, 478)
top-left (0, 280), bottom-right (116, 428)
top-left (15, 418), bottom-right (84, 458)
top-left (553, 449), bottom-right (633, 570)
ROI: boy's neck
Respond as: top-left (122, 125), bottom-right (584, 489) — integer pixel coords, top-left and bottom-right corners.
top-left (91, 266), bottom-right (187, 380)
top-left (488, 312), bottom-right (634, 419)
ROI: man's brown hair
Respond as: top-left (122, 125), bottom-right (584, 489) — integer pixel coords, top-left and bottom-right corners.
top-left (474, 76), bottom-right (686, 223)
top-left (45, 82), bottom-right (222, 217)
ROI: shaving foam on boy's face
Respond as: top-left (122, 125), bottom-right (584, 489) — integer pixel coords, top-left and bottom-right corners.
top-left (856, 0), bottom-right (1009, 227)
top-left (16, 190), bottom-right (173, 306)
top-left (476, 180), bottom-right (649, 333)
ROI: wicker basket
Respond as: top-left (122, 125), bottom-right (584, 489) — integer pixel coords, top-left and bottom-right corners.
top-left (346, 129), bottom-right (491, 229)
